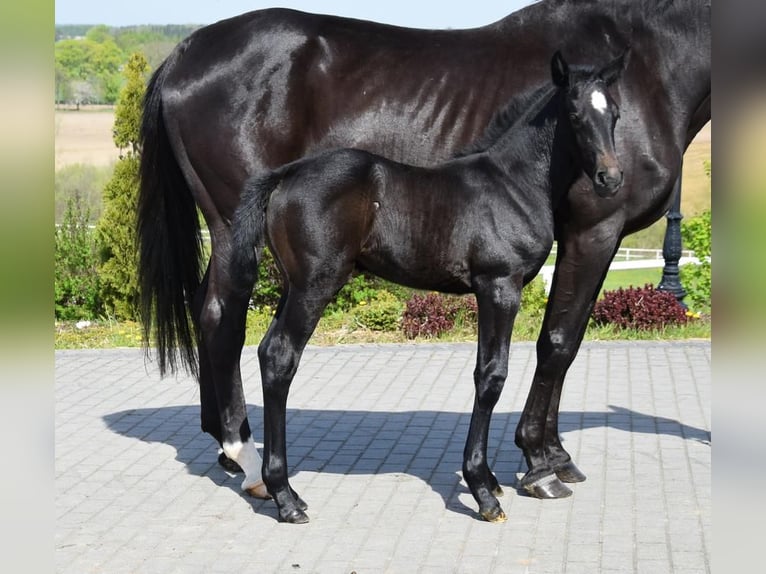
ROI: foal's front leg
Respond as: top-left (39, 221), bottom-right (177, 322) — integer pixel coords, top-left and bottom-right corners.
top-left (463, 276), bottom-right (521, 522)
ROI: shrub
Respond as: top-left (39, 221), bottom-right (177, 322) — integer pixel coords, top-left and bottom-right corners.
top-left (250, 247), bottom-right (283, 309)
top-left (247, 257), bottom-right (391, 318)
top-left (521, 276), bottom-right (548, 317)
top-left (401, 292), bottom-right (478, 339)
top-left (55, 194), bottom-right (103, 320)
top-left (450, 294), bottom-right (479, 331)
top-left (353, 290), bottom-right (404, 331)
top-left (592, 284), bottom-right (688, 330)
top-left (55, 163), bottom-right (111, 223)
top-left (680, 209), bottom-right (711, 313)
top-left (402, 293), bottom-right (453, 339)
top-left (325, 273), bottom-right (381, 315)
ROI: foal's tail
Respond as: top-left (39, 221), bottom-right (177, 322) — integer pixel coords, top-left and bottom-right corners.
top-left (231, 170), bottom-right (284, 284)
top-left (137, 47), bottom-right (202, 378)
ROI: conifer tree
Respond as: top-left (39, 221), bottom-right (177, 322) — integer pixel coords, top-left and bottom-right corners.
top-left (96, 52), bottom-right (149, 319)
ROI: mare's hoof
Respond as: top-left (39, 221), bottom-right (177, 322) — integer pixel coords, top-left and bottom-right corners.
top-left (289, 487), bottom-right (308, 510)
top-left (279, 508), bottom-right (310, 524)
top-left (244, 481), bottom-right (272, 500)
top-left (218, 452), bottom-right (243, 473)
top-left (520, 472), bottom-right (573, 499)
top-left (555, 461), bottom-right (587, 483)
top-left (480, 507), bottom-right (508, 523)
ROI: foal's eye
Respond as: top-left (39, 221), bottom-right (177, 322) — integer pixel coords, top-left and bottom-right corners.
top-left (569, 112), bottom-right (581, 125)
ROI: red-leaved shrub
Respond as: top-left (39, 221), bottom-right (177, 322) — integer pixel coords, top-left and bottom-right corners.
top-left (401, 293), bottom-right (478, 339)
top-left (591, 284), bottom-right (688, 330)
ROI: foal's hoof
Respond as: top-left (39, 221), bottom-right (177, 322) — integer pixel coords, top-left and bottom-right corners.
top-left (554, 461), bottom-right (587, 483)
top-left (520, 472), bottom-right (573, 499)
top-left (244, 481), bottom-right (272, 500)
top-left (279, 508), bottom-right (310, 524)
top-left (489, 473), bottom-right (504, 497)
top-left (294, 494), bottom-right (309, 512)
top-left (480, 506), bottom-right (508, 523)
top-left (218, 452), bottom-right (243, 473)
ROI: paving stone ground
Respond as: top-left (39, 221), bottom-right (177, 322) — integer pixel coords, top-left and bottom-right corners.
top-left (55, 341), bottom-right (710, 573)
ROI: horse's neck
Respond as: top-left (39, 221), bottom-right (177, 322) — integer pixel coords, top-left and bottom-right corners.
top-left (486, 115), bottom-right (575, 210)
top-left (632, 2), bottom-right (709, 105)
top-left (501, 0), bottom-right (710, 121)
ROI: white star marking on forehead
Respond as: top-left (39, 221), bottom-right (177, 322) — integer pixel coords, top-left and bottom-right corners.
top-left (590, 89), bottom-right (608, 114)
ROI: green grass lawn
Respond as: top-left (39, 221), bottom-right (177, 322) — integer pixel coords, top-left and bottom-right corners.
top-left (55, 307), bottom-right (710, 350)
top-left (601, 267), bottom-right (664, 294)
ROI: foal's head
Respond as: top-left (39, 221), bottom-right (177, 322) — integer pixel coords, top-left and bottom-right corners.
top-left (551, 49), bottom-right (628, 198)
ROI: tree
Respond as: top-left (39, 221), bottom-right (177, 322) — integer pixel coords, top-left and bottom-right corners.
top-left (70, 79), bottom-right (99, 107)
top-left (54, 28), bottom-right (125, 104)
top-left (85, 25), bottom-right (113, 44)
top-left (55, 63), bottom-right (72, 104)
top-left (95, 52), bottom-right (149, 319)
top-left (113, 52), bottom-right (149, 153)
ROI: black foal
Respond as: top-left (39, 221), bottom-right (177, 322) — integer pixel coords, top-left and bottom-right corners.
top-left (231, 51), bottom-right (626, 523)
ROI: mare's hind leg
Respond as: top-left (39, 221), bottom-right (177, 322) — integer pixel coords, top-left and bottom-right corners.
top-left (259, 285), bottom-right (342, 523)
top-left (463, 275), bottom-right (521, 523)
top-left (199, 253), bottom-right (268, 499)
top-left (192, 266), bottom-right (243, 473)
top-left (515, 224), bottom-right (618, 498)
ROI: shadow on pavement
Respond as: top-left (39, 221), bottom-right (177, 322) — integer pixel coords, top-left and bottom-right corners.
top-left (103, 403), bottom-right (710, 520)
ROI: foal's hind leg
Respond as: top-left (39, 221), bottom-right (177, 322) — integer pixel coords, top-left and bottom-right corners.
top-left (259, 286), bottom-right (339, 523)
top-left (463, 275), bottom-right (521, 523)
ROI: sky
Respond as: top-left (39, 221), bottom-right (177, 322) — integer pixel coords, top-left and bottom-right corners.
top-left (55, 1), bottom-right (535, 29)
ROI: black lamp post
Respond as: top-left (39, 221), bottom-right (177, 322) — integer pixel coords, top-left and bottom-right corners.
top-left (657, 171), bottom-right (688, 308)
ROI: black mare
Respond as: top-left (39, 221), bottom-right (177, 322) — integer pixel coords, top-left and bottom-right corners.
top-left (230, 52), bottom-right (626, 523)
top-left (138, 0), bottom-right (710, 510)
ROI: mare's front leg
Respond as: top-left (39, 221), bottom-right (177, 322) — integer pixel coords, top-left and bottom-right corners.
top-left (515, 222), bottom-right (620, 497)
top-left (199, 250), bottom-right (268, 499)
top-left (463, 275), bottom-right (521, 522)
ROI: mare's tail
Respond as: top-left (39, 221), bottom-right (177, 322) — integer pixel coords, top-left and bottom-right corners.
top-left (137, 46), bottom-right (202, 378)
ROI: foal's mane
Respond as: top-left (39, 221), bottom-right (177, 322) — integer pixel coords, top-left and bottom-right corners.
top-left (454, 63), bottom-right (600, 158)
top-left (454, 83), bottom-right (554, 158)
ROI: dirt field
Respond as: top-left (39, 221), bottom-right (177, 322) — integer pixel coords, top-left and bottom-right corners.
top-left (681, 121), bottom-right (711, 215)
top-left (54, 106), bottom-right (710, 213)
top-left (55, 108), bottom-right (121, 170)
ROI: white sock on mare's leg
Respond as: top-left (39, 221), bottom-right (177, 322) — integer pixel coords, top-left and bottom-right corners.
top-left (222, 438), bottom-right (269, 498)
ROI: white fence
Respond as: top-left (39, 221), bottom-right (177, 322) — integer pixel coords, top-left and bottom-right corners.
top-left (539, 245), bottom-right (705, 294)
top-left (548, 245), bottom-right (694, 262)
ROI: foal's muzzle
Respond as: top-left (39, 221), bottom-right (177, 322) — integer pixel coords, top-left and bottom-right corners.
top-left (593, 165), bottom-right (623, 197)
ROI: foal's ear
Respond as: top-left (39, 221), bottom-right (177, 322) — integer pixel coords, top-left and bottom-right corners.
top-left (599, 47), bottom-right (631, 86)
top-left (551, 50), bottom-right (570, 88)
